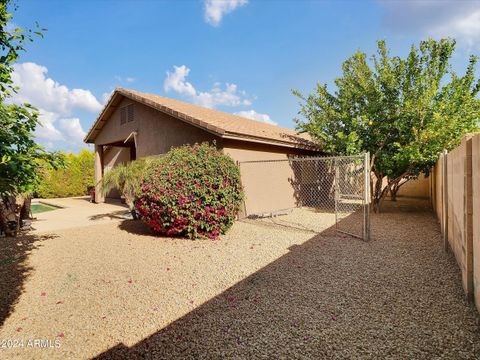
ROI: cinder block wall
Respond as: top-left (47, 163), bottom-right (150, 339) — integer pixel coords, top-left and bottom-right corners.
top-left (472, 135), bottom-right (480, 311)
top-left (431, 133), bottom-right (479, 309)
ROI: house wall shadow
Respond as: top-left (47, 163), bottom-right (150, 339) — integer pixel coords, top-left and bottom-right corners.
top-left (93, 199), bottom-right (478, 359)
top-left (0, 233), bottom-right (56, 327)
top-left (92, 212), bottom-right (377, 360)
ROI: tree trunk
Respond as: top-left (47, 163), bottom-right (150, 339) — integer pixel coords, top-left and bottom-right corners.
top-left (372, 172), bottom-right (383, 213)
top-left (390, 184), bottom-right (399, 201)
top-left (390, 177), bottom-right (410, 202)
top-left (372, 173), bottom-right (394, 213)
top-left (0, 199), bottom-right (8, 236)
top-left (0, 195), bottom-right (20, 236)
top-left (20, 194), bottom-right (32, 220)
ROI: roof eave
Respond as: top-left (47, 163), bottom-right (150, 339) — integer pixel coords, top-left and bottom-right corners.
top-left (222, 132), bottom-right (320, 151)
top-left (84, 88), bottom-right (321, 152)
top-left (83, 90), bottom-right (122, 143)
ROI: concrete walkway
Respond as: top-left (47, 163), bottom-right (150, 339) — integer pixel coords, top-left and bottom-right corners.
top-left (31, 197), bottom-right (128, 233)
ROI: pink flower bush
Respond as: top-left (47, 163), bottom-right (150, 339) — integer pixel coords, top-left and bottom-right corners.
top-left (135, 143), bottom-right (243, 239)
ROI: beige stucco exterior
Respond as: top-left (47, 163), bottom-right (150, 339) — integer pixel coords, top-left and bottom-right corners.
top-left (223, 140), bottom-right (319, 215)
top-left (102, 146), bottom-right (131, 199)
top-left (395, 174), bottom-right (430, 199)
top-left (90, 95), bottom-right (319, 210)
top-left (95, 98), bottom-right (221, 155)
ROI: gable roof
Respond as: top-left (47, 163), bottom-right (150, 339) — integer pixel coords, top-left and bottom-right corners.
top-left (84, 87), bottom-right (319, 150)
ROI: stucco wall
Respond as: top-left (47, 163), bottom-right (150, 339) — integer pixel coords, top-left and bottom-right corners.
top-left (95, 98), bottom-right (139, 146)
top-left (93, 97), bottom-right (222, 201)
top-left (104, 146), bottom-right (130, 170)
top-left (223, 140), bottom-right (315, 162)
top-left (103, 146), bottom-right (131, 198)
top-left (396, 174), bottom-right (430, 199)
top-left (95, 97), bottom-right (221, 156)
top-left (223, 140), bottom-right (320, 216)
top-left (93, 96), bottom-right (320, 213)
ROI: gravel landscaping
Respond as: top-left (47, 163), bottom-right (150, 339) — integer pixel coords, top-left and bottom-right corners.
top-left (1, 199), bottom-right (479, 359)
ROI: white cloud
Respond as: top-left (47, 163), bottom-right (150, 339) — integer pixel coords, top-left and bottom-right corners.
top-left (163, 65), bottom-right (251, 108)
top-left (164, 65), bottom-right (196, 97)
top-left (235, 109), bottom-right (277, 125)
top-left (434, 10), bottom-right (480, 47)
top-left (102, 90), bottom-right (114, 105)
top-left (114, 75), bottom-right (136, 83)
top-left (11, 62), bottom-right (103, 114)
top-left (380, 1), bottom-right (480, 48)
top-left (58, 118), bottom-right (87, 144)
top-left (34, 111), bottom-right (87, 145)
top-left (35, 109), bottom-right (64, 142)
top-left (204, 0), bottom-right (248, 26)
top-left (9, 62), bottom-right (101, 150)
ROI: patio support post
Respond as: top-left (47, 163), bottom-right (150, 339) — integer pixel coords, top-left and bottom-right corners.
top-left (95, 144), bottom-right (105, 203)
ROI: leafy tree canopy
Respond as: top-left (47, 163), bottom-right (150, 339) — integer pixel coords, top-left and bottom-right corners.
top-left (36, 150), bottom-right (94, 199)
top-left (0, 0), bottom-right (57, 196)
top-left (293, 38), bottom-right (480, 208)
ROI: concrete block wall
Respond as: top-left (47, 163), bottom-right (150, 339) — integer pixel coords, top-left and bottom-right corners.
top-left (431, 133), bottom-right (479, 309)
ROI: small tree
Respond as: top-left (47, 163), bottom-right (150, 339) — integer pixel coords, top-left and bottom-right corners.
top-left (100, 158), bottom-right (151, 218)
top-left (293, 39), bottom-right (480, 211)
top-left (0, 0), bottom-right (61, 235)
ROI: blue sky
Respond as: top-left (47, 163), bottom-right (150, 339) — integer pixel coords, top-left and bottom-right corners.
top-left (9, 0), bottom-right (480, 152)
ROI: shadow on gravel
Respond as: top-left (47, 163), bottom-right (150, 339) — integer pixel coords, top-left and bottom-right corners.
top-left (0, 233), bottom-right (57, 327)
top-left (89, 210), bottom-right (130, 221)
top-left (94, 199), bottom-right (480, 359)
top-left (118, 219), bottom-right (154, 236)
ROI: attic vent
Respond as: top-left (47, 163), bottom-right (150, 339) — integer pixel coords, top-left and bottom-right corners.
top-left (120, 104), bottom-right (135, 125)
top-left (127, 104), bottom-right (134, 122)
top-left (120, 107), bottom-right (126, 125)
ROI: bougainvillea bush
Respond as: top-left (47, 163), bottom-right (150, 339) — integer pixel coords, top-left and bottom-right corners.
top-left (135, 143), bottom-right (244, 239)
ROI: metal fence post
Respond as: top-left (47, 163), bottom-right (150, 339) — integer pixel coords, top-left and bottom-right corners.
top-left (363, 152), bottom-right (371, 241)
top-left (334, 157), bottom-right (339, 230)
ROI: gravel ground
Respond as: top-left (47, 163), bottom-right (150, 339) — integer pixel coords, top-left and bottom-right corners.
top-left (1, 198), bottom-right (479, 359)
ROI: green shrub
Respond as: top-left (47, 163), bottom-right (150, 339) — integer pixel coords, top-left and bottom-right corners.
top-left (100, 157), bottom-right (152, 215)
top-left (36, 149), bottom-right (94, 198)
top-left (135, 143), bottom-right (243, 239)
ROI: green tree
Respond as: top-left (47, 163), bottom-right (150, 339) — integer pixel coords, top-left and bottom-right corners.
top-left (0, 0), bottom-right (58, 235)
top-left (36, 150), bottom-right (94, 198)
top-left (293, 39), bottom-right (480, 211)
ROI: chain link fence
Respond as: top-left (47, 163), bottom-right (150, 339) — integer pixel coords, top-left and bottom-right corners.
top-left (238, 154), bottom-right (370, 241)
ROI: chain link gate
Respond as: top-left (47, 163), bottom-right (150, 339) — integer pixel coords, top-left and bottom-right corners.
top-left (237, 153), bottom-right (370, 241)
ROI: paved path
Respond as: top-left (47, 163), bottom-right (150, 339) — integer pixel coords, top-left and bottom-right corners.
top-left (31, 197), bottom-right (128, 233)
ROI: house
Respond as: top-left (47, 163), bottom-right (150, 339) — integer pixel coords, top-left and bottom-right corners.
top-left (84, 88), bottom-right (321, 212)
